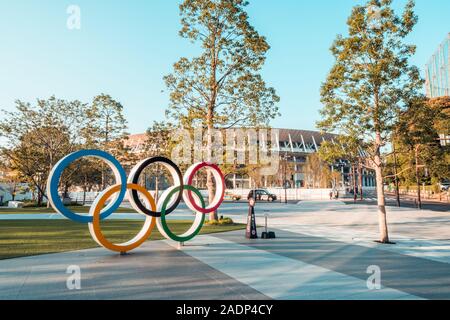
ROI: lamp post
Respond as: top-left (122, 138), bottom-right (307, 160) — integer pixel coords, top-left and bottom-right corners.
top-left (337, 160), bottom-right (346, 191)
top-left (283, 152), bottom-right (288, 204)
top-left (246, 197), bottom-right (258, 239)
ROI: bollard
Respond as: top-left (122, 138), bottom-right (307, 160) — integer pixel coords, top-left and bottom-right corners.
top-left (246, 198), bottom-right (258, 239)
top-left (261, 213), bottom-right (276, 239)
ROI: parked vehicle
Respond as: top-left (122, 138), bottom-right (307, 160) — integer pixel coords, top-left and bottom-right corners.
top-left (439, 180), bottom-right (450, 191)
top-left (247, 189), bottom-right (277, 202)
top-left (224, 191), bottom-right (241, 202)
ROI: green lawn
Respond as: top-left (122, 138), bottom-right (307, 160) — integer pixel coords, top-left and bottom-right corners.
top-left (0, 219), bottom-right (245, 260)
top-left (0, 206), bottom-right (135, 214)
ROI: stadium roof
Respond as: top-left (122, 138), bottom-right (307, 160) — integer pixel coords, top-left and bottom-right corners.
top-left (125, 128), bottom-right (340, 155)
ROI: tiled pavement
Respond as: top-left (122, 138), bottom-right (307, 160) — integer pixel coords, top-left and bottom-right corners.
top-left (1, 201), bottom-right (449, 300)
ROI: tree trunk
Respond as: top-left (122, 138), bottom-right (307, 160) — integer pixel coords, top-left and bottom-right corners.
top-left (359, 161), bottom-right (363, 201)
top-left (47, 152), bottom-right (53, 208)
top-left (206, 123), bottom-right (218, 222)
top-left (353, 165), bottom-right (357, 203)
top-left (392, 141), bottom-right (401, 207)
top-left (101, 166), bottom-right (106, 190)
top-left (37, 189), bottom-right (43, 206)
top-left (63, 183), bottom-right (69, 200)
top-left (375, 132), bottom-right (390, 243)
top-left (415, 145), bottom-right (422, 210)
top-left (102, 116), bottom-right (110, 190)
top-left (155, 175), bottom-right (159, 205)
top-left (83, 175), bottom-right (87, 205)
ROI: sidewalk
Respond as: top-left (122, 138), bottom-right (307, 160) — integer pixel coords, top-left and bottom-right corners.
top-left (1, 230), bottom-right (429, 300)
top-left (1, 201), bottom-right (449, 300)
top-left (0, 239), bottom-right (267, 300)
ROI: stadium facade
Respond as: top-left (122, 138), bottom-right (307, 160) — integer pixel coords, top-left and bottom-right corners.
top-left (425, 33), bottom-right (450, 98)
top-left (126, 129), bottom-right (376, 190)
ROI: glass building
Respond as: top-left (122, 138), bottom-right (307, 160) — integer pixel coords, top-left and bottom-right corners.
top-left (425, 34), bottom-right (450, 98)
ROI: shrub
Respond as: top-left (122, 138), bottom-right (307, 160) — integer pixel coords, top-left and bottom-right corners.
top-left (219, 217), bottom-right (234, 225)
top-left (205, 217), bottom-right (234, 226)
top-left (23, 201), bottom-right (46, 208)
top-left (206, 219), bottom-right (220, 226)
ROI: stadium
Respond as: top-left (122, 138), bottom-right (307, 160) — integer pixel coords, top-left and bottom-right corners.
top-left (125, 128), bottom-right (377, 194)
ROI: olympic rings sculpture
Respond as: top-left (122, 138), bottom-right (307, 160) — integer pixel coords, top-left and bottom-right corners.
top-left (47, 150), bottom-right (225, 253)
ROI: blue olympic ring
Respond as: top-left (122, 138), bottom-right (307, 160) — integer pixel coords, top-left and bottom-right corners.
top-left (47, 150), bottom-right (127, 223)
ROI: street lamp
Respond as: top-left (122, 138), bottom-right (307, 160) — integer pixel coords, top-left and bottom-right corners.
top-left (283, 152), bottom-right (288, 204)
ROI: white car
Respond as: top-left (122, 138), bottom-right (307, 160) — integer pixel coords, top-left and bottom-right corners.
top-left (439, 181), bottom-right (450, 191)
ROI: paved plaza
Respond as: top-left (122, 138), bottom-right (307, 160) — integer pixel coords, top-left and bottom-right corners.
top-left (0, 200), bottom-right (449, 300)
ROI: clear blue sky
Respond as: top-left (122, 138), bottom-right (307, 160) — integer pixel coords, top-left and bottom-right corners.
top-left (0, 0), bottom-right (449, 134)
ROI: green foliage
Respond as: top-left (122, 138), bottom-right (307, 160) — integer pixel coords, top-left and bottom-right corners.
top-left (164, 0), bottom-right (280, 129)
top-left (87, 94), bottom-right (128, 146)
top-left (164, 0), bottom-right (280, 221)
top-left (85, 94), bottom-right (129, 163)
top-left (429, 97), bottom-right (450, 138)
top-left (145, 121), bottom-right (176, 158)
top-left (390, 97), bottom-right (450, 185)
top-left (396, 98), bottom-right (437, 148)
top-left (319, 132), bottom-right (367, 165)
top-left (0, 95), bottom-right (130, 205)
top-left (318, 0), bottom-right (423, 145)
top-left (303, 153), bottom-right (332, 189)
top-left (0, 97), bottom-right (89, 204)
top-left (317, 0), bottom-right (423, 242)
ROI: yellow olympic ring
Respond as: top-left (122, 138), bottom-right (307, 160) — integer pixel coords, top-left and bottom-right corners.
top-left (88, 184), bottom-right (156, 253)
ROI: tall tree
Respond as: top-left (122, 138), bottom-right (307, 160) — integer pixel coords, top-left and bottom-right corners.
top-left (320, 133), bottom-right (369, 202)
top-left (87, 94), bottom-right (129, 187)
top-left (427, 97), bottom-right (450, 183)
top-left (164, 0), bottom-right (280, 221)
top-left (395, 97), bottom-right (436, 208)
top-left (142, 121), bottom-right (178, 202)
top-left (0, 163), bottom-right (29, 202)
top-left (429, 97), bottom-right (450, 142)
top-left (318, 0), bottom-right (423, 243)
top-left (145, 121), bottom-right (176, 159)
top-left (0, 97), bottom-right (88, 205)
top-left (303, 153), bottom-right (331, 189)
top-left (69, 159), bottom-right (102, 205)
top-left (392, 97), bottom-right (450, 203)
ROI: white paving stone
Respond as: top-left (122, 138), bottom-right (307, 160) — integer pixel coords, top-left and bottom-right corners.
top-left (167, 235), bottom-right (421, 300)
